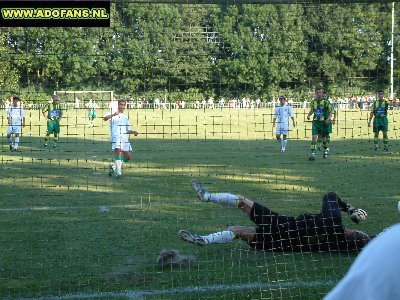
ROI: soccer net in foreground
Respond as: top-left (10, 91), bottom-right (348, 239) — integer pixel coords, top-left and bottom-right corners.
top-left (0, 1), bottom-right (399, 299)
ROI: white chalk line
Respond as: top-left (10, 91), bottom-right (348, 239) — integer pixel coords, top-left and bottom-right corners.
top-left (19, 280), bottom-right (336, 300)
top-left (0, 204), bottom-right (127, 212)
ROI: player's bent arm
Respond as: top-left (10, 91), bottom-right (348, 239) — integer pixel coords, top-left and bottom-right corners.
top-left (127, 130), bottom-right (138, 136)
top-left (103, 111), bottom-right (119, 121)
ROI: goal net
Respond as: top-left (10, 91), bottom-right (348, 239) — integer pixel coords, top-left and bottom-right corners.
top-left (0, 1), bottom-right (399, 299)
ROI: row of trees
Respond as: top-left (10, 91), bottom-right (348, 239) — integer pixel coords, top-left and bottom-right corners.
top-left (0, 2), bottom-right (398, 101)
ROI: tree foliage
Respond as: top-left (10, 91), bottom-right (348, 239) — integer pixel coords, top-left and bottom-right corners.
top-left (0, 2), bottom-right (398, 100)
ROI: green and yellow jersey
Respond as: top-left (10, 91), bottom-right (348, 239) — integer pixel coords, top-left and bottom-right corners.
top-left (310, 98), bottom-right (333, 121)
top-left (370, 99), bottom-right (389, 118)
top-left (42, 103), bottom-right (63, 120)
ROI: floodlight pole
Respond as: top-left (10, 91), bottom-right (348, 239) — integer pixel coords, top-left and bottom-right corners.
top-left (390, 2), bottom-right (395, 99)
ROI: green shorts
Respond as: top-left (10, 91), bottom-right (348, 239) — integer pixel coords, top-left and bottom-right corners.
top-left (312, 121), bottom-right (330, 137)
top-left (88, 112), bottom-right (97, 119)
top-left (47, 120), bottom-right (60, 135)
top-left (373, 117), bottom-right (388, 133)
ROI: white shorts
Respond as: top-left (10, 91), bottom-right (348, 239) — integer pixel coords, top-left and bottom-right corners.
top-left (276, 126), bottom-right (290, 136)
top-left (7, 125), bottom-right (22, 135)
top-left (111, 137), bottom-right (132, 152)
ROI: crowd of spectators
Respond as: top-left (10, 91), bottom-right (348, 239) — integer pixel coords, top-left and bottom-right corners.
top-left (1, 94), bottom-right (399, 110)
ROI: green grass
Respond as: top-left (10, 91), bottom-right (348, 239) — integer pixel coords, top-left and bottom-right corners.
top-left (0, 107), bottom-right (399, 299)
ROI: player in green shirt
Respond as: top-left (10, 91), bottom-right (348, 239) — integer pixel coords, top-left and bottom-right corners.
top-left (87, 98), bottom-right (98, 128)
top-left (307, 88), bottom-right (333, 161)
top-left (42, 95), bottom-right (63, 148)
top-left (316, 91), bottom-right (336, 152)
top-left (368, 90), bottom-right (389, 151)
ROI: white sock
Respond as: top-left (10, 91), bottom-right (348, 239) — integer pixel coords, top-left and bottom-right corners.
top-left (202, 231), bottom-right (236, 245)
top-left (14, 137), bottom-right (20, 149)
top-left (115, 160), bottom-right (122, 175)
top-left (209, 193), bottom-right (239, 207)
top-left (283, 139), bottom-right (287, 148)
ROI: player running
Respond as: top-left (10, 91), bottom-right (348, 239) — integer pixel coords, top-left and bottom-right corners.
top-left (103, 99), bottom-right (138, 179)
top-left (179, 180), bottom-right (371, 253)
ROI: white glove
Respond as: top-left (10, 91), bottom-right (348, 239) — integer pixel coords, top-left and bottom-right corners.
top-left (350, 208), bottom-right (368, 224)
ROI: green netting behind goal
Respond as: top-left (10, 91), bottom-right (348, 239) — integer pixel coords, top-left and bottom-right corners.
top-left (0, 1), bottom-right (399, 299)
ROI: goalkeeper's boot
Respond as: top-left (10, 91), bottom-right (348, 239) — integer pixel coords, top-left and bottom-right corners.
top-left (309, 153), bottom-right (316, 161)
top-left (53, 143), bottom-right (58, 148)
top-left (323, 149), bottom-right (328, 159)
top-left (383, 147), bottom-right (389, 152)
top-left (44, 143), bottom-right (48, 148)
top-left (349, 208), bottom-right (368, 224)
top-left (178, 230), bottom-right (206, 246)
top-left (191, 179), bottom-right (210, 202)
top-left (373, 145), bottom-right (379, 151)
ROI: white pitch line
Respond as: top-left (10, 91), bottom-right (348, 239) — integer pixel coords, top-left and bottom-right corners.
top-left (20, 280), bottom-right (336, 300)
top-left (0, 204), bottom-right (127, 212)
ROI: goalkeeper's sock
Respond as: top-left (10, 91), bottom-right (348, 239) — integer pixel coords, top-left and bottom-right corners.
top-left (202, 231), bottom-right (236, 245)
top-left (323, 140), bottom-right (328, 150)
top-left (374, 137), bottom-right (379, 147)
top-left (209, 193), bottom-right (240, 207)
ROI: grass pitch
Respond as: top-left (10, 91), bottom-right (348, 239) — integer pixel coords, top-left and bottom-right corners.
top-left (0, 107), bottom-right (399, 299)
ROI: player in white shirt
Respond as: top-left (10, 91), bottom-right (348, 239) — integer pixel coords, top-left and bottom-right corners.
top-left (272, 96), bottom-right (296, 152)
top-left (103, 99), bottom-right (138, 179)
top-left (109, 98), bottom-right (119, 114)
top-left (324, 223), bottom-right (400, 300)
top-left (6, 96), bottom-right (25, 151)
